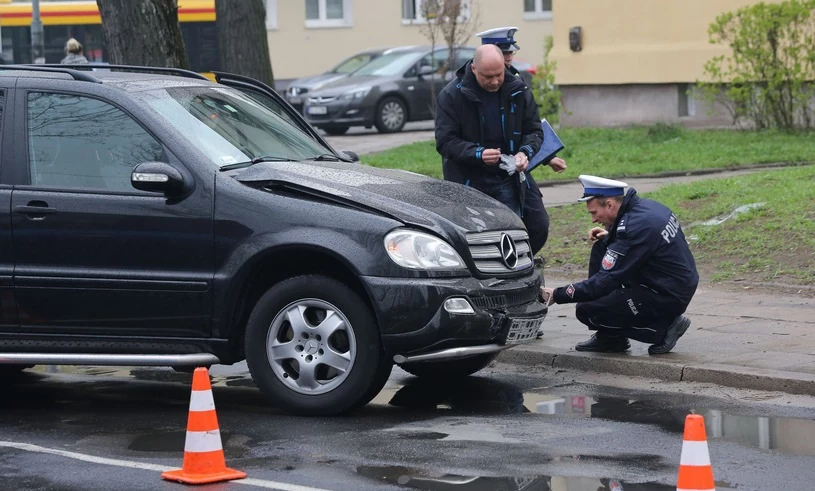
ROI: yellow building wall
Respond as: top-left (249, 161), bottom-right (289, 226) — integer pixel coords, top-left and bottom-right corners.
top-left (268, 0), bottom-right (553, 80)
top-left (550, 0), bottom-right (780, 85)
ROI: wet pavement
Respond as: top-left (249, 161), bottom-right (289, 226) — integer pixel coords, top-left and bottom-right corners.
top-left (1, 365), bottom-right (814, 490)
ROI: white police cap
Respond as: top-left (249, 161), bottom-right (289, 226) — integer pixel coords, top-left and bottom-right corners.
top-left (577, 175), bottom-right (629, 202)
top-left (475, 26), bottom-right (520, 52)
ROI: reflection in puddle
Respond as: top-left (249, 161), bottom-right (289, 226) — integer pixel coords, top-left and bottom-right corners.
top-left (356, 465), bottom-right (720, 491)
top-left (384, 377), bottom-right (815, 456)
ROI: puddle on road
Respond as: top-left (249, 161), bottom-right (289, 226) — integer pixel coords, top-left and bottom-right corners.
top-left (357, 465), bottom-right (737, 491)
top-left (379, 377), bottom-right (815, 456)
top-left (27, 365), bottom-right (815, 457)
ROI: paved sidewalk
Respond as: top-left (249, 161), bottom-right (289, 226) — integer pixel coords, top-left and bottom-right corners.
top-left (498, 274), bottom-right (815, 396)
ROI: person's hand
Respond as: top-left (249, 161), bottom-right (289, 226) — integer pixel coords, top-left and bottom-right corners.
top-left (548, 156), bottom-right (567, 173)
top-left (513, 152), bottom-right (529, 172)
top-left (540, 287), bottom-right (555, 306)
top-left (482, 148), bottom-right (501, 165)
top-left (588, 227), bottom-right (608, 243)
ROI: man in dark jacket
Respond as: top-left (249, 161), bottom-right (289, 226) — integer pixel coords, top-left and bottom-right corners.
top-left (435, 44), bottom-right (550, 253)
top-left (540, 175), bottom-right (699, 355)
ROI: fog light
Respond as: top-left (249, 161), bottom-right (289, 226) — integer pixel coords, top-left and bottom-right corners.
top-left (443, 297), bottom-right (475, 315)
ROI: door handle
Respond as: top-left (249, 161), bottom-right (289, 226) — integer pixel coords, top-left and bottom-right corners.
top-left (15, 201), bottom-right (58, 219)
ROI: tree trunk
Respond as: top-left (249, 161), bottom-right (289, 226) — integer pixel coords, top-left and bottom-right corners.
top-left (97, 0), bottom-right (189, 69)
top-left (215, 0), bottom-right (274, 88)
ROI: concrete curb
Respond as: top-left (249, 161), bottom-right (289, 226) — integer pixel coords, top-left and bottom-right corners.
top-left (537, 161), bottom-right (813, 188)
top-left (497, 346), bottom-right (815, 397)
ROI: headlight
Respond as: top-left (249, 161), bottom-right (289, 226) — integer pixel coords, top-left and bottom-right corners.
top-left (384, 230), bottom-right (467, 271)
top-left (340, 88), bottom-right (371, 101)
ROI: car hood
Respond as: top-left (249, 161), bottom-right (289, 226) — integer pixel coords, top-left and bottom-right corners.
top-left (308, 76), bottom-right (386, 97)
top-left (288, 73), bottom-right (347, 91)
top-left (235, 161), bottom-right (523, 234)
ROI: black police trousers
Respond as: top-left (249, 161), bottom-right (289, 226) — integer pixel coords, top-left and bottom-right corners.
top-left (574, 241), bottom-right (688, 344)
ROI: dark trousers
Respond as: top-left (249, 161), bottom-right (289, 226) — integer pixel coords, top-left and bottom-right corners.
top-left (471, 173), bottom-right (549, 255)
top-left (575, 241), bottom-right (688, 344)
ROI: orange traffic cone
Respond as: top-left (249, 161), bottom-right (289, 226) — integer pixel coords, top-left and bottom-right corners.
top-left (676, 414), bottom-right (715, 491)
top-left (161, 367), bottom-right (246, 485)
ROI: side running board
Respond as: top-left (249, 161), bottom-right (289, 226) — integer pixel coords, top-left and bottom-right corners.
top-left (0, 353), bottom-right (220, 366)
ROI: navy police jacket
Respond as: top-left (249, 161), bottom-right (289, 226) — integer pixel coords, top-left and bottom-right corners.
top-left (553, 189), bottom-right (699, 305)
top-left (435, 60), bottom-right (543, 185)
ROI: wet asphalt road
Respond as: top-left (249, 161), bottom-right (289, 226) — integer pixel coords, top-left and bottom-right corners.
top-left (2, 363), bottom-right (815, 491)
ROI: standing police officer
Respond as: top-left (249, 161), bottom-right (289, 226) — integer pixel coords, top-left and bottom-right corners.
top-left (540, 175), bottom-right (699, 355)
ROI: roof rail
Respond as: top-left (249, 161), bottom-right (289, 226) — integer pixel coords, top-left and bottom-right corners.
top-left (1, 65), bottom-right (102, 83)
top-left (38, 63), bottom-right (210, 81)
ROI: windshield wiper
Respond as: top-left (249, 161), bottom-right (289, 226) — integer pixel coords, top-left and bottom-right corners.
top-left (310, 153), bottom-right (345, 162)
top-left (219, 155), bottom-right (293, 172)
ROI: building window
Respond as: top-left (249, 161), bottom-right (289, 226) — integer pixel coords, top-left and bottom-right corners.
top-left (524, 0), bottom-right (552, 20)
top-left (263, 0), bottom-right (277, 30)
top-left (306, 0), bottom-right (353, 28)
top-left (402, 0), bottom-right (471, 24)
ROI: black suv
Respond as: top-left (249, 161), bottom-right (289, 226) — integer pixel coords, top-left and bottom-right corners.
top-left (0, 65), bottom-right (547, 415)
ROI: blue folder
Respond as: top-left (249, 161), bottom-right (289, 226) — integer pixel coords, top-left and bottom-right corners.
top-left (528, 119), bottom-right (564, 172)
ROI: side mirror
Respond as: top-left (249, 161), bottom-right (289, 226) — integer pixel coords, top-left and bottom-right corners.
top-left (417, 65), bottom-right (435, 78)
top-left (341, 151), bottom-right (360, 162)
top-left (131, 162), bottom-right (186, 194)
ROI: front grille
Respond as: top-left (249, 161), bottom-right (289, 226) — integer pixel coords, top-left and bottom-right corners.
top-left (470, 288), bottom-right (539, 309)
top-left (308, 96), bottom-right (337, 104)
top-left (466, 230), bottom-right (533, 275)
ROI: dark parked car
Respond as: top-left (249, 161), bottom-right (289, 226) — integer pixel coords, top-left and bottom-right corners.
top-left (305, 45), bottom-right (476, 134)
top-left (0, 64), bottom-right (547, 416)
top-left (284, 47), bottom-right (412, 113)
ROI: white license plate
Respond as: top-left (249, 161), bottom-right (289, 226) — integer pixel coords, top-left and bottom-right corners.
top-left (287, 96), bottom-right (302, 104)
top-left (307, 105), bottom-right (327, 115)
top-left (505, 316), bottom-right (544, 344)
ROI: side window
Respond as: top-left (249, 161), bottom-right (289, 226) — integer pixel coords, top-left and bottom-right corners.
top-left (419, 50), bottom-right (451, 74)
top-left (454, 48), bottom-right (475, 70)
top-left (27, 92), bottom-right (163, 191)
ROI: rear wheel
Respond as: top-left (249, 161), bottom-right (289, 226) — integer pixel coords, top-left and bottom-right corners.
top-left (245, 275), bottom-right (391, 415)
top-left (399, 353), bottom-right (498, 379)
top-left (374, 97), bottom-right (406, 133)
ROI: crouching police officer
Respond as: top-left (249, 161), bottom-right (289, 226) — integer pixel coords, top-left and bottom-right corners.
top-left (540, 175), bottom-right (699, 355)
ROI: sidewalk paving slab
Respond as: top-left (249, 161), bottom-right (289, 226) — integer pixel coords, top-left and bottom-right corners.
top-left (497, 276), bottom-right (815, 397)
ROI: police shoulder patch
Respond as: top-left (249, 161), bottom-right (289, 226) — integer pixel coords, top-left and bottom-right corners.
top-left (602, 251), bottom-right (618, 270)
top-left (565, 284), bottom-right (575, 298)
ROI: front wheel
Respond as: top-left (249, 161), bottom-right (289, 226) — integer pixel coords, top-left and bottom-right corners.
top-left (322, 125), bottom-right (350, 136)
top-left (374, 97), bottom-right (406, 133)
top-left (245, 275), bottom-right (391, 415)
top-left (399, 353), bottom-right (498, 379)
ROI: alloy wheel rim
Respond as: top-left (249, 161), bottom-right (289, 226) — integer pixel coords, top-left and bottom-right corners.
top-left (381, 101), bottom-right (405, 130)
top-left (266, 298), bottom-right (356, 395)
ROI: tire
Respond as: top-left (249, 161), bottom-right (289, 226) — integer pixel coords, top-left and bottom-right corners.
top-left (399, 352), bottom-right (498, 379)
top-left (322, 125), bottom-right (350, 136)
top-left (244, 275), bottom-right (391, 416)
top-left (0, 364), bottom-right (33, 378)
top-left (374, 97), bottom-right (407, 133)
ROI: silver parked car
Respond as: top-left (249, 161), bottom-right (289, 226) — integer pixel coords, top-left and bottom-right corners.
top-left (284, 47), bottom-right (414, 114)
top-left (304, 45), bottom-right (476, 135)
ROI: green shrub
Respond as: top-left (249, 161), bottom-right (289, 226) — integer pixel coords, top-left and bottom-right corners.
top-left (531, 36), bottom-right (561, 124)
top-left (699, 0), bottom-right (815, 130)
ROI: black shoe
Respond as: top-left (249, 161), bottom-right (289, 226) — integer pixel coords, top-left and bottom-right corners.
top-left (575, 333), bottom-right (630, 352)
top-left (536, 328), bottom-right (544, 339)
top-left (648, 316), bottom-right (691, 355)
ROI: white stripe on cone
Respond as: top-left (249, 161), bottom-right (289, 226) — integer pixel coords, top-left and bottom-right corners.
top-left (189, 390), bottom-right (216, 412)
top-left (679, 440), bottom-right (712, 466)
top-left (183, 430), bottom-right (223, 453)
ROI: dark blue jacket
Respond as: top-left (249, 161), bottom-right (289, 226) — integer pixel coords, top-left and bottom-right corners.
top-left (553, 189), bottom-right (699, 305)
top-left (435, 60), bottom-right (542, 185)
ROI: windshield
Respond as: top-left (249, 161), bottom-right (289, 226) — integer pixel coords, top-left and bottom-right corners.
top-left (353, 51), bottom-right (422, 77)
top-left (331, 53), bottom-right (377, 74)
top-left (136, 86), bottom-right (329, 168)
